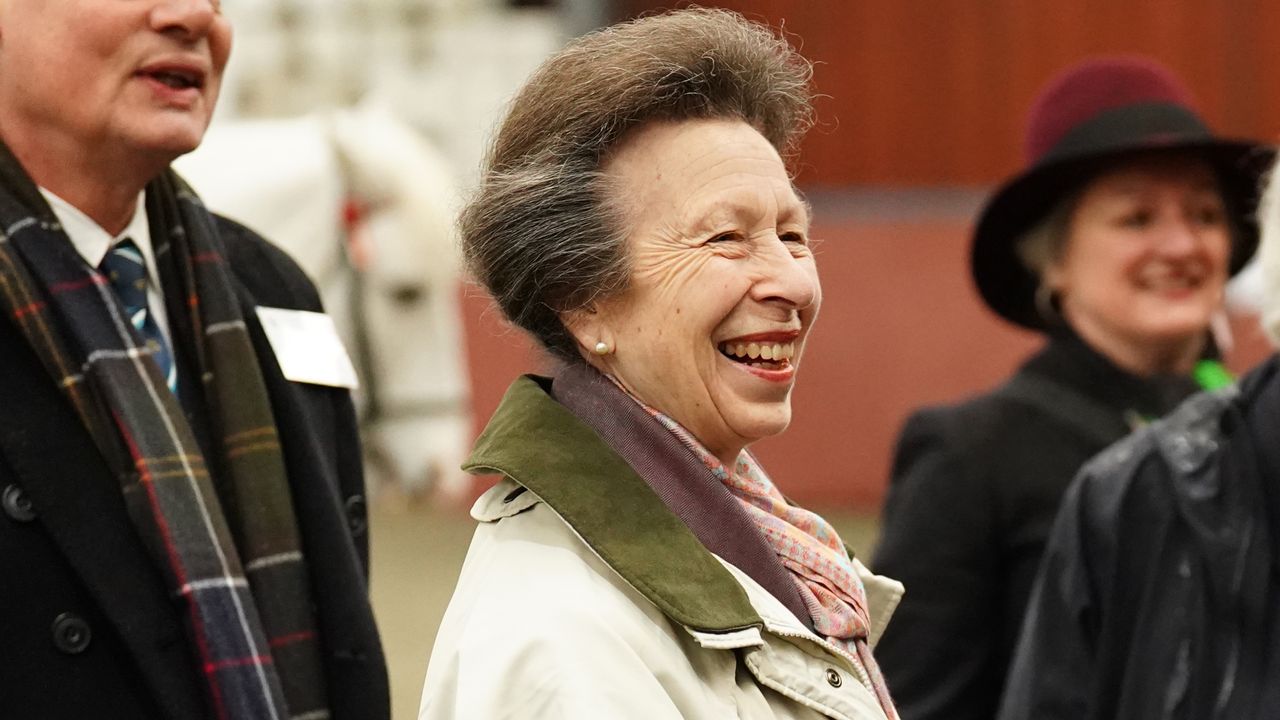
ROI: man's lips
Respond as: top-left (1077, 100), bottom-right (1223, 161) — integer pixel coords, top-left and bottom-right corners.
top-left (135, 62), bottom-right (207, 91)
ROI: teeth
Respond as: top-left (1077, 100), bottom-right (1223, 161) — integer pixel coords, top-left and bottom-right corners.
top-left (1147, 276), bottom-right (1197, 290)
top-left (718, 339), bottom-right (798, 363)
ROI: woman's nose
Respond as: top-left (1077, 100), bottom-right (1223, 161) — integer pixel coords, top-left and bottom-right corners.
top-left (1157, 215), bottom-right (1207, 256)
top-left (752, 239), bottom-right (819, 310)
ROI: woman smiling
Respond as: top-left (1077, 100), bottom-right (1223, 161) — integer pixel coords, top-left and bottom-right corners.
top-left (872, 57), bottom-right (1273, 720)
top-left (419, 9), bottom-right (902, 720)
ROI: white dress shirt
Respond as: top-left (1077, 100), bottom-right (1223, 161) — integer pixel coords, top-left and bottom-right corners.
top-left (39, 188), bottom-right (173, 347)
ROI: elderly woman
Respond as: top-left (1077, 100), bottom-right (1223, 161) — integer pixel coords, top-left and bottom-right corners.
top-left (419, 9), bottom-right (901, 720)
top-left (872, 57), bottom-right (1272, 720)
top-left (999, 150), bottom-right (1280, 720)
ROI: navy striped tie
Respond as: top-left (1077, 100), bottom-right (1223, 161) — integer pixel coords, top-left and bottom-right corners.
top-left (99, 238), bottom-right (176, 393)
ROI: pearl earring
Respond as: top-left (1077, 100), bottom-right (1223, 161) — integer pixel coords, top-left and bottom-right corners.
top-left (593, 341), bottom-right (612, 356)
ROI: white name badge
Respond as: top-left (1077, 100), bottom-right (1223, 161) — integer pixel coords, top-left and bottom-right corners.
top-left (255, 307), bottom-right (359, 389)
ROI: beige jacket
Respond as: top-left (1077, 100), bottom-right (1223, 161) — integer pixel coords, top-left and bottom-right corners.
top-left (420, 377), bottom-right (903, 720)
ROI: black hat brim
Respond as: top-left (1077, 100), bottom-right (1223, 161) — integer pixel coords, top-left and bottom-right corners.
top-left (972, 137), bottom-right (1275, 330)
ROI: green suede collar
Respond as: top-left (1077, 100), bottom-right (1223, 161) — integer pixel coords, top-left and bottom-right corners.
top-left (464, 375), bottom-right (761, 632)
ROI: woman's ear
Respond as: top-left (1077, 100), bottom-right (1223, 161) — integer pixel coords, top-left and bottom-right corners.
top-left (1042, 261), bottom-right (1066, 295)
top-left (561, 304), bottom-right (613, 360)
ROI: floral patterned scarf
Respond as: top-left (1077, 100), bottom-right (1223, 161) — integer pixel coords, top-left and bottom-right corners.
top-left (611, 377), bottom-right (899, 718)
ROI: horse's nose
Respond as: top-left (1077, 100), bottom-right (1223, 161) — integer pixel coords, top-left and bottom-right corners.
top-left (390, 284), bottom-right (426, 305)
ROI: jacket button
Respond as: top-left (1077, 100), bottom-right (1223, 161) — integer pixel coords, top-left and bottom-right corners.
top-left (2, 484), bottom-right (35, 522)
top-left (825, 668), bottom-right (843, 688)
top-left (344, 495), bottom-right (367, 537)
top-left (52, 613), bottom-right (92, 654)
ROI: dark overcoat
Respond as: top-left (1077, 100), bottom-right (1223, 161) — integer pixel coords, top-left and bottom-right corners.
top-left (999, 354), bottom-right (1280, 720)
top-left (0, 216), bottom-right (390, 719)
top-left (871, 330), bottom-right (1200, 720)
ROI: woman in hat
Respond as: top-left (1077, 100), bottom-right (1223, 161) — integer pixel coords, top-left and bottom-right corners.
top-left (1000, 133), bottom-right (1280, 720)
top-left (871, 56), bottom-right (1272, 720)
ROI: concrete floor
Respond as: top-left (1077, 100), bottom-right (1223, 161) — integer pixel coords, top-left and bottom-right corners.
top-left (369, 499), bottom-right (881, 720)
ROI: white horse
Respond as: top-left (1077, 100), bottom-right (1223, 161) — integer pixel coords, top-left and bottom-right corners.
top-left (174, 104), bottom-right (472, 502)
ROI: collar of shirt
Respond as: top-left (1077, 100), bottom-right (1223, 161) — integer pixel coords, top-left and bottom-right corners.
top-left (38, 187), bottom-right (172, 345)
top-left (38, 188), bottom-right (157, 280)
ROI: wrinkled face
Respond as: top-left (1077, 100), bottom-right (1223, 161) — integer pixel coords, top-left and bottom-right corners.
top-left (0, 0), bottom-right (232, 162)
top-left (1049, 155), bottom-right (1231, 352)
top-left (575, 119), bottom-right (821, 464)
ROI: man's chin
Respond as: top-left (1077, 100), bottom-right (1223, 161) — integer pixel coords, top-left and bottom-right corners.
top-left (129, 135), bottom-right (205, 168)
top-left (130, 116), bottom-right (213, 156)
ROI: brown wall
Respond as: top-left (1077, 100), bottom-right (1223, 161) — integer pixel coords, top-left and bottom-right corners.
top-left (616, 0), bottom-right (1280, 185)
top-left (457, 192), bottom-right (1273, 511)
top-left (454, 3), bottom-right (1280, 511)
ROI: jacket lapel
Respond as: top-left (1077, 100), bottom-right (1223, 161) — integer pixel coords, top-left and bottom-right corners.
top-left (0, 317), bottom-right (207, 717)
top-left (465, 375), bottom-right (761, 633)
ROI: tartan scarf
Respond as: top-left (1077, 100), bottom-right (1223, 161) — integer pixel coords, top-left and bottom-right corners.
top-left (613, 377), bottom-right (899, 719)
top-left (0, 145), bottom-right (328, 720)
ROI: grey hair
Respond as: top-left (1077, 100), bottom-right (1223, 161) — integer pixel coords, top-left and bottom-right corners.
top-left (459, 7), bottom-right (815, 359)
top-left (1015, 193), bottom-right (1079, 279)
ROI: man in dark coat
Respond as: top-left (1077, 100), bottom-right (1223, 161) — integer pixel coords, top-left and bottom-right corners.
top-left (997, 357), bottom-right (1280, 719)
top-left (0, 1), bottom-right (389, 718)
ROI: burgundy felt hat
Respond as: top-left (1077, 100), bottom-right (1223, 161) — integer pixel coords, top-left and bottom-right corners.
top-left (971, 55), bottom-right (1275, 330)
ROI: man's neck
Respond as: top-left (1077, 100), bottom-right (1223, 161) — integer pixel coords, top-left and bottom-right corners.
top-left (37, 179), bottom-right (144, 236)
top-left (2, 125), bottom-right (164, 236)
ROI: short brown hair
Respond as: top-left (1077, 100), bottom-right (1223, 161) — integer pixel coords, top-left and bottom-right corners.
top-left (460, 7), bottom-right (814, 359)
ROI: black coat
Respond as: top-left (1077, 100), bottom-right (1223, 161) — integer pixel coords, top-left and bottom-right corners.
top-left (999, 355), bottom-right (1280, 720)
top-left (872, 331), bottom-right (1201, 720)
top-left (0, 216), bottom-right (390, 719)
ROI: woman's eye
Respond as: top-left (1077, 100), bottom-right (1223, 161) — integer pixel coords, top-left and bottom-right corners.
top-left (1194, 205), bottom-right (1226, 226)
top-left (1119, 211), bottom-right (1152, 228)
top-left (780, 231), bottom-right (807, 245)
top-left (706, 231), bottom-right (740, 244)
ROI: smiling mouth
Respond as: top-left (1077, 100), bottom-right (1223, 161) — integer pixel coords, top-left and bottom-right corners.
top-left (1139, 271), bottom-right (1205, 294)
top-left (718, 340), bottom-right (796, 370)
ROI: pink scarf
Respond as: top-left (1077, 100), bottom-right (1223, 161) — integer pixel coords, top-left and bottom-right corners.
top-left (615, 379), bottom-right (899, 718)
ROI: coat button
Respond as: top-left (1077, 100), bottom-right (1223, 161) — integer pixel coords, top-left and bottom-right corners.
top-left (825, 668), bottom-right (843, 688)
top-left (2, 484), bottom-right (35, 522)
top-left (344, 495), bottom-right (367, 537)
top-left (52, 613), bottom-right (92, 654)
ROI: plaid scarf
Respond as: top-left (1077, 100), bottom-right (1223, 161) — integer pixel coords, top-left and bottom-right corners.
top-left (0, 145), bottom-right (328, 720)
top-left (614, 378), bottom-right (899, 719)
